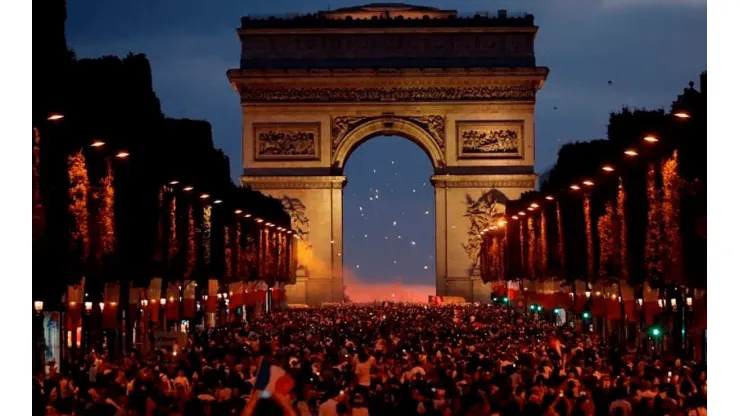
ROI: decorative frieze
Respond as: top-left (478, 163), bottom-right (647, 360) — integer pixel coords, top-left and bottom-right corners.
top-left (242, 85), bottom-right (536, 103)
top-left (254, 123), bottom-right (320, 160)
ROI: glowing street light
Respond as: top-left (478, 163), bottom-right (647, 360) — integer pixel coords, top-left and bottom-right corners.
top-left (497, 220), bottom-right (506, 227)
top-left (527, 207), bottom-right (534, 211)
top-left (169, 180), bottom-right (179, 185)
top-left (255, 218), bottom-right (264, 223)
top-left (115, 151), bottom-right (130, 158)
top-left (530, 203), bottom-right (539, 209)
top-left (244, 214), bottom-right (252, 218)
top-left (512, 215), bottom-right (519, 220)
top-left (199, 193), bottom-right (210, 199)
top-left (90, 140), bottom-right (105, 148)
top-left (99, 302), bottom-right (105, 312)
top-left (624, 149), bottom-right (638, 157)
top-left (518, 211), bottom-right (526, 216)
top-left (570, 184), bottom-right (581, 191)
top-left (643, 135), bottom-right (659, 143)
top-left (545, 195), bottom-right (555, 201)
top-left (214, 200), bottom-right (223, 204)
top-left (47, 113), bottom-right (65, 121)
top-left (601, 165), bottom-right (615, 172)
top-left (234, 209), bottom-right (242, 214)
top-left (673, 111), bottom-right (690, 119)
top-left (84, 301), bottom-right (93, 312)
top-left (34, 301), bottom-right (44, 313)
top-left (183, 186), bottom-right (194, 192)
top-left (582, 180), bottom-right (594, 187)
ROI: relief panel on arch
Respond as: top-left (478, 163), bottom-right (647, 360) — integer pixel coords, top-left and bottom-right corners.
top-left (254, 122), bottom-right (321, 161)
top-left (456, 120), bottom-right (524, 159)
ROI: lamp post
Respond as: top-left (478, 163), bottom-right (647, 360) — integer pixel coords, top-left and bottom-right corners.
top-left (84, 301), bottom-right (93, 354)
top-left (33, 301), bottom-right (45, 374)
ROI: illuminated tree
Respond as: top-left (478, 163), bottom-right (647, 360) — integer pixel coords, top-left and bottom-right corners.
top-left (68, 152), bottom-right (90, 263)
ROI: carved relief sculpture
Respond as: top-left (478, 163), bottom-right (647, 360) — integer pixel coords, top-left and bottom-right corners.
top-left (280, 196), bottom-right (310, 277)
top-left (331, 115), bottom-right (445, 153)
top-left (254, 123), bottom-right (320, 160)
top-left (462, 189), bottom-right (508, 276)
top-left (456, 121), bottom-right (524, 159)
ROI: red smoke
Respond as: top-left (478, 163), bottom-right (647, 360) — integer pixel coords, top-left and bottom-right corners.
top-left (343, 269), bottom-right (434, 303)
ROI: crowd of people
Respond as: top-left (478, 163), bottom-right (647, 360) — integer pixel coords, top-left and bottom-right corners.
top-left (33, 303), bottom-right (707, 415)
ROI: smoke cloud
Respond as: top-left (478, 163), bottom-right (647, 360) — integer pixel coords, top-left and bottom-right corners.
top-left (342, 268), bottom-right (434, 303)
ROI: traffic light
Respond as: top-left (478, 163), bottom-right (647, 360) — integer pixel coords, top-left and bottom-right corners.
top-left (582, 311), bottom-right (591, 319)
top-left (649, 326), bottom-right (662, 338)
top-left (502, 297), bottom-right (509, 303)
top-left (530, 304), bottom-right (536, 311)
top-left (537, 306), bottom-right (543, 312)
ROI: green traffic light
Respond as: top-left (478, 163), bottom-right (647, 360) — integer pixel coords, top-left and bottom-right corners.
top-left (503, 297), bottom-right (509, 303)
top-left (537, 306), bottom-right (543, 312)
top-left (583, 312), bottom-right (590, 319)
top-left (493, 297), bottom-right (498, 302)
top-left (651, 328), bottom-right (661, 337)
top-left (530, 305), bottom-right (535, 310)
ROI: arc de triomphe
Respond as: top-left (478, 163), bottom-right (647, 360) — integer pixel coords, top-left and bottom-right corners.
top-left (228, 4), bottom-right (548, 305)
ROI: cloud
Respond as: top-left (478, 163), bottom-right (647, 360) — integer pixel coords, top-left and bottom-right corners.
top-left (600, 0), bottom-right (706, 9)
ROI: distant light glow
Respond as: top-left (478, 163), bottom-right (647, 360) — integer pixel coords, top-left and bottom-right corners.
top-left (602, 165), bottom-right (615, 172)
top-left (624, 149), bottom-right (638, 157)
top-left (643, 135), bottom-right (659, 143)
top-left (91, 140), bottom-right (105, 147)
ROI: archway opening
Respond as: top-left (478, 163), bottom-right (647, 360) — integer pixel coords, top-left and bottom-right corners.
top-left (342, 136), bottom-right (435, 303)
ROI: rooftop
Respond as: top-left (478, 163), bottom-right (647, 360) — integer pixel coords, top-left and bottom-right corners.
top-left (240, 4), bottom-right (533, 29)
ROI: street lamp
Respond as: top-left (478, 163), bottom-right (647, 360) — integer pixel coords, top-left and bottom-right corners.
top-left (84, 302), bottom-right (93, 312)
top-left (99, 302), bottom-right (105, 312)
top-left (47, 113), bottom-right (65, 121)
top-left (643, 135), bottom-right (659, 143)
top-left (34, 301), bottom-right (44, 314)
top-left (673, 111), bottom-right (690, 119)
top-left (115, 151), bottom-right (130, 159)
top-left (602, 165), bottom-right (615, 172)
top-left (624, 149), bottom-right (638, 157)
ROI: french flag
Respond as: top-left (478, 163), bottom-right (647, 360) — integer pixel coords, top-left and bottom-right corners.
top-left (254, 358), bottom-right (295, 396)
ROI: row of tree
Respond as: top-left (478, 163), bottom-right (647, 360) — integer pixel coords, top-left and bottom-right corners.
top-left (482, 75), bottom-right (706, 292)
top-left (32, 0), bottom-right (293, 308)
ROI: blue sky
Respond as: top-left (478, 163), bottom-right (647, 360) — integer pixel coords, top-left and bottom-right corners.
top-left (66, 0), bottom-right (706, 285)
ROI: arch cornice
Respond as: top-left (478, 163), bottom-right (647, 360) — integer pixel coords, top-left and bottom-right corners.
top-left (332, 116), bottom-right (445, 171)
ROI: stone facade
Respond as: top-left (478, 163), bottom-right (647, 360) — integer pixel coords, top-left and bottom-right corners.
top-left (229, 4), bottom-right (547, 305)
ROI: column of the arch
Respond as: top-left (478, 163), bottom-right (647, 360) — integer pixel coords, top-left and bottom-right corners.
top-left (240, 176), bottom-right (345, 306)
top-left (431, 174), bottom-right (536, 303)
top-left (330, 181), bottom-right (345, 303)
top-left (433, 180), bottom-right (448, 297)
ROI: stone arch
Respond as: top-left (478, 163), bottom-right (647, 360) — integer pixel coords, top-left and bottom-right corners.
top-left (332, 117), bottom-right (445, 172)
